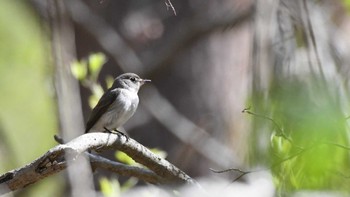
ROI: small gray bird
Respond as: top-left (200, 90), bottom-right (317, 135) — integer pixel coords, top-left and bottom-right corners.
top-left (85, 73), bottom-right (150, 134)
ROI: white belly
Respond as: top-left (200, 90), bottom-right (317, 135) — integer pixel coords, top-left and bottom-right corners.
top-left (90, 89), bottom-right (139, 132)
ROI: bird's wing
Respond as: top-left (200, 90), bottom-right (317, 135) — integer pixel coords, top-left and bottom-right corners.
top-left (85, 89), bottom-right (119, 133)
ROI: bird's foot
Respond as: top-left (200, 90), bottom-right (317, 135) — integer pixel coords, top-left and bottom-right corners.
top-left (104, 127), bottom-right (129, 141)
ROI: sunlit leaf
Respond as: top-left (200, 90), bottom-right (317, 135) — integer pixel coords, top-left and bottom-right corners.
top-left (149, 148), bottom-right (167, 159)
top-left (120, 178), bottom-right (138, 192)
top-left (88, 95), bottom-right (99, 109)
top-left (115, 151), bottom-right (136, 165)
top-left (267, 80), bottom-right (349, 191)
top-left (99, 177), bottom-right (121, 197)
top-left (88, 84), bottom-right (104, 108)
top-left (89, 52), bottom-right (106, 79)
top-left (341, 0), bottom-right (350, 12)
top-left (92, 83), bottom-right (104, 98)
top-left (105, 75), bottom-right (115, 89)
top-left (70, 60), bottom-right (87, 80)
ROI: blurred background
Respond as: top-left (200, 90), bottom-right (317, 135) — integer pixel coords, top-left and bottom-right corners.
top-left (1, 0), bottom-right (350, 196)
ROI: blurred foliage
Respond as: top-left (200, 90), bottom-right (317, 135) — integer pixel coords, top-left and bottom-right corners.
top-left (0, 1), bottom-right (62, 196)
top-left (110, 148), bottom-right (167, 195)
top-left (341, 0), bottom-right (350, 12)
top-left (100, 177), bottom-right (121, 197)
top-left (98, 139), bottom-right (145, 193)
top-left (88, 53), bottom-right (105, 81)
top-left (249, 79), bottom-right (350, 195)
top-left (99, 148), bottom-right (167, 196)
top-left (71, 52), bottom-right (107, 108)
top-left (99, 176), bottom-right (139, 197)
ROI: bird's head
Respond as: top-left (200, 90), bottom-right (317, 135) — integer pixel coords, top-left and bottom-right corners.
top-left (113, 73), bottom-right (151, 92)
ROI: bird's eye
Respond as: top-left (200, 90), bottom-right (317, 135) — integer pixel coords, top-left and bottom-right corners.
top-left (130, 77), bottom-right (136, 82)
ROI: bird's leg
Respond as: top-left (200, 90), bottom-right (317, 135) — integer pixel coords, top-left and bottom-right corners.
top-left (113, 129), bottom-right (129, 141)
top-left (103, 127), bottom-right (112, 132)
top-left (104, 127), bottom-right (129, 140)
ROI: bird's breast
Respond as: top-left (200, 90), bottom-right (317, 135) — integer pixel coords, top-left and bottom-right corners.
top-left (105, 89), bottom-right (139, 128)
top-left (115, 89), bottom-right (139, 111)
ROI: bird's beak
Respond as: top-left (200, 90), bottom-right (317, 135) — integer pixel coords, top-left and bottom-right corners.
top-left (140, 78), bottom-right (151, 85)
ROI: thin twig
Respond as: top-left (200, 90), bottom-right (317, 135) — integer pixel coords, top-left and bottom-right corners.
top-left (271, 149), bottom-right (308, 168)
top-left (210, 167), bottom-right (266, 182)
top-left (210, 168), bottom-right (247, 174)
top-left (213, 140), bottom-right (350, 183)
top-left (329, 170), bottom-right (350, 179)
top-left (165, 0), bottom-right (177, 16)
top-left (318, 141), bottom-right (350, 151)
top-left (242, 107), bottom-right (292, 142)
top-left (210, 149), bottom-right (307, 183)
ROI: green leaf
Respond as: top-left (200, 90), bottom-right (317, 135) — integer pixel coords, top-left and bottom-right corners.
top-left (99, 177), bottom-right (121, 197)
top-left (342, 0), bottom-right (350, 12)
top-left (92, 83), bottom-right (104, 98)
top-left (115, 151), bottom-right (136, 165)
top-left (115, 148), bottom-right (167, 167)
top-left (105, 75), bottom-right (115, 89)
top-left (270, 132), bottom-right (291, 156)
top-left (88, 95), bottom-right (99, 109)
top-left (88, 84), bottom-right (104, 108)
top-left (70, 60), bottom-right (87, 80)
top-left (120, 178), bottom-right (138, 192)
top-left (88, 52), bottom-right (106, 79)
top-left (149, 148), bottom-right (167, 159)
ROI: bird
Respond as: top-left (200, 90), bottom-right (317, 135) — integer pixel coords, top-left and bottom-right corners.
top-left (85, 73), bottom-right (150, 135)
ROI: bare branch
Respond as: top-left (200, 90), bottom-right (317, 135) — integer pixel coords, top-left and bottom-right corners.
top-left (89, 154), bottom-right (163, 184)
top-left (0, 133), bottom-right (195, 195)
